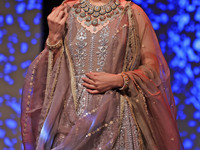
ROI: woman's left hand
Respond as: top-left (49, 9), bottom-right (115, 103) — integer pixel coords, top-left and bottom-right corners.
top-left (82, 72), bottom-right (123, 94)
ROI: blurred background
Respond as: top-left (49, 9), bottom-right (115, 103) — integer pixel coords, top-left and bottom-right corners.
top-left (0, 0), bottom-right (200, 149)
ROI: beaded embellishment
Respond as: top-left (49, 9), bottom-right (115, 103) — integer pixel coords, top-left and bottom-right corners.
top-left (71, 0), bottom-right (123, 32)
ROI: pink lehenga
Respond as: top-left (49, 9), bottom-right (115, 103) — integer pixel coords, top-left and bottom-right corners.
top-left (21, 0), bottom-right (183, 149)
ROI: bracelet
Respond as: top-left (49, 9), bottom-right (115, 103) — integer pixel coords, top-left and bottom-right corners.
top-left (46, 38), bottom-right (62, 50)
top-left (119, 72), bottom-right (129, 91)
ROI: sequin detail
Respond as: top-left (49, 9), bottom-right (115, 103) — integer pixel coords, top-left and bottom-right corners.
top-left (85, 119), bottom-right (117, 138)
top-left (89, 34), bottom-right (96, 72)
top-left (96, 26), bottom-right (110, 71)
top-left (74, 27), bottom-right (87, 75)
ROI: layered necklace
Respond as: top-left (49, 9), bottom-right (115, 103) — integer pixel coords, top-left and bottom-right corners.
top-left (71, 0), bottom-right (123, 32)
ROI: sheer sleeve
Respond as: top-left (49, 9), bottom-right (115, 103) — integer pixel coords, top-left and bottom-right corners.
top-left (123, 4), bottom-right (183, 150)
top-left (20, 49), bottom-right (49, 150)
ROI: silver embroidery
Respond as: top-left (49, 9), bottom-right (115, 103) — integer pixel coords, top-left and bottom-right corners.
top-left (77, 89), bottom-right (87, 116)
top-left (124, 101), bottom-right (134, 149)
top-left (68, 13), bottom-right (75, 55)
top-left (75, 27), bottom-right (87, 75)
top-left (128, 104), bottom-right (139, 150)
top-left (89, 34), bottom-right (96, 72)
top-left (96, 26), bottom-right (110, 72)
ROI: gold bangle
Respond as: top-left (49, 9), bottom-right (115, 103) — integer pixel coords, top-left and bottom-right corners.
top-left (119, 72), bottom-right (129, 91)
top-left (46, 38), bottom-right (62, 50)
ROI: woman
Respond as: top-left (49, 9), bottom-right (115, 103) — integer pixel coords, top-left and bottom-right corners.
top-left (21, 0), bottom-right (183, 149)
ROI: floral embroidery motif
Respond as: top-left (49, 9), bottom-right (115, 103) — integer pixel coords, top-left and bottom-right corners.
top-left (96, 26), bottom-right (110, 72)
top-left (75, 27), bottom-right (88, 75)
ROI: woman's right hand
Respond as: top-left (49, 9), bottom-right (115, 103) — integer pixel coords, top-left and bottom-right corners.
top-left (47, 4), bottom-right (69, 44)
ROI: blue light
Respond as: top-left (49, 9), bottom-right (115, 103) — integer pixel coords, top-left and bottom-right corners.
top-left (0, 54), bottom-right (7, 62)
top-left (8, 34), bottom-right (18, 44)
top-left (183, 139), bottom-right (193, 149)
top-left (0, 128), bottom-right (6, 138)
top-left (26, 32), bottom-right (31, 37)
top-left (20, 42), bottom-right (28, 53)
top-left (5, 101), bottom-right (21, 115)
top-left (194, 8), bottom-right (200, 22)
top-left (187, 48), bottom-right (199, 62)
top-left (5, 119), bottom-right (17, 129)
top-left (180, 131), bottom-right (188, 137)
top-left (4, 75), bottom-right (14, 85)
top-left (4, 137), bottom-right (14, 147)
top-left (21, 60), bottom-right (32, 69)
top-left (4, 63), bottom-right (12, 74)
top-left (168, 4), bottom-right (174, 10)
top-left (179, 0), bottom-right (188, 8)
top-left (31, 38), bottom-right (37, 45)
top-left (3, 63), bottom-right (17, 74)
top-left (16, 3), bottom-right (26, 14)
top-left (188, 120), bottom-right (197, 127)
top-left (193, 38), bottom-right (200, 52)
top-left (133, 0), bottom-right (142, 4)
top-left (152, 22), bottom-right (160, 30)
top-left (0, 73), bottom-right (3, 78)
top-left (190, 134), bottom-right (196, 140)
top-left (0, 97), bottom-right (3, 104)
top-left (157, 3), bottom-right (166, 10)
top-left (147, 0), bottom-right (154, 4)
top-left (197, 127), bottom-right (200, 133)
top-left (5, 2), bottom-right (10, 8)
top-left (35, 33), bottom-right (40, 39)
top-left (0, 15), bottom-right (4, 25)
top-left (4, 95), bottom-right (10, 100)
top-left (19, 88), bottom-right (22, 95)
top-left (0, 30), bottom-right (3, 38)
top-left (193, 67), bottom-right (200, 75)
top-left (17, 17), bottom-right (30, 31)
top-left (178, 14), bottom-right (190, 31)
top-left (9, 48), bottom-right (15, 54)
top-left (34, 13), bottom-right (41, 25)
top-left (0, 120), bottom-right (3, 125)
top-left (185, 65), bottom-right (194, 79)
top-left (5, 15), bottom-right (14, 25)
top-left (193, 111), bottom-right (200, 119)
top-left (9, 56), bottom-right (15, 62)
top-left (160, 13), bottom-right (168, 24)
top-left (196, 31), bottom-right (200, 37)
top-left (186, 5), bottom-right (196, 12)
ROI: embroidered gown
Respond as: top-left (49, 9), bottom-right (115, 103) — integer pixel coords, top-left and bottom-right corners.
top-left (21, 0), bottom-right (183, 150)
top-left (52, 3), bottom-right (140, 149)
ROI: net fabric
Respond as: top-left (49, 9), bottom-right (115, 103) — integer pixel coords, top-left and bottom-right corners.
top-left (121, 4), bottom-right (183, 149)
top-left (21, 50), bottom-right (48, 150)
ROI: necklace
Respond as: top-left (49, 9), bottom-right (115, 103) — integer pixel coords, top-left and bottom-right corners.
top-left (71, 0), bottom-right (123, 32)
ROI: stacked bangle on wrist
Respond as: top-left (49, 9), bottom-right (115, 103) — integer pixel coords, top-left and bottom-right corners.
top-left (119, 72), bottom-right (129, 91)
top-left (46, 38), bottom-right (62, 50)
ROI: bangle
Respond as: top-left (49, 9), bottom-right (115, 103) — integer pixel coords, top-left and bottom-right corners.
top-left (119, 72), bottom-right (129, 91)
top-left (46, 38), bottom-right (62, 50)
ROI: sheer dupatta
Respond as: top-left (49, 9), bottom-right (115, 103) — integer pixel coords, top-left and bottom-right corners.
top-left (121, 3), bottom-right (183, 150)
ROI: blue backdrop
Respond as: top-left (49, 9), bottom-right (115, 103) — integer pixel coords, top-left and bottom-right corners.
top-left (0, 0), bottom-right (199, 149)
